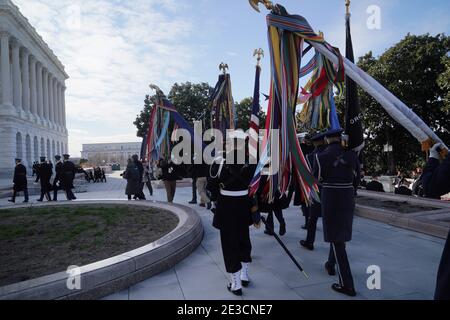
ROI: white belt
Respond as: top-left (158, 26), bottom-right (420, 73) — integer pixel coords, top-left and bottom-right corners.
top-left (220, 189), bottom-right (249, 197)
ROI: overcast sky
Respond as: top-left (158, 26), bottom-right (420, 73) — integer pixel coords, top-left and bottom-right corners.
top-left (14, 0), bottom-right (450, 156)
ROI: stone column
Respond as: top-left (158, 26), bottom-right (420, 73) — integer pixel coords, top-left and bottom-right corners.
top-left (48, 75), bottom-right (54, 125)
top-left (11, 39), bottom-right (22, 112)
top-left (56, 82), bottom-right (61, 126)
top-left (43, 69), bottom-right (49, 122)
top-left (36, 62), bottom-right (44, 119)
top-left (29, 56), bottom-right (38, 118)
top-left (62, 85), bottom-right (67, 128)
top-left (53, 79), bottom-right (59, 127)
top-left (0, 32), bottom-right (12, 106)
top-left (20, 48), bottom-right (30, 113)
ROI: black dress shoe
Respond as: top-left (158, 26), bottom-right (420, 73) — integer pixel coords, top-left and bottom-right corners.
top-left (331, 283), bottom-right (357, 297)
top-left (189, 200), bottom-right (197, 204)
top-left (227, 284), bottom-right (243, 296)
top-left (301, 224), bottom-right (307, 230)
top-left (300, 240), bottom-right (314, 251)
top-left (37, 199), bottom-right (43, 202)
top-left (8, 199), bottom-right (15, 203)
top-left (264, 230), bottom-right (274, 236)
top-left (279, 223), bottom-right (286, 236)
top-left (241, 280), bottom-right (250, 288)
top-left (325, 262), bottom-right (336, 276)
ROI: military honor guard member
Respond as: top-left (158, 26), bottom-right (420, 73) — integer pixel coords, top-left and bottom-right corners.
top-left (207, 131), bottom-right (259, 296)
top-left (300, 132), bottom-right (327, 251)
top-left (52, 155), bottom-right (63, 201)
top-left (8, 158), bottom-right (29, 203)
top-left (314, 128), bottom-right (361, 297)
top-left (61, 154), bottom-right (77, 200)
top-left (35, 157), bottom-right (53, 202)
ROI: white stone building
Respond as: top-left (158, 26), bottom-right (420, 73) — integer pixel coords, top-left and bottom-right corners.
top-left (81, 142), bottom-right (142, 167)
top-left (0, 0), bottom-right (68, 177)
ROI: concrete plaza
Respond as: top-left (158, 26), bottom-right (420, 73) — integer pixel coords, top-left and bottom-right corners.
top-left (0, 172), bottom-right (445, 300)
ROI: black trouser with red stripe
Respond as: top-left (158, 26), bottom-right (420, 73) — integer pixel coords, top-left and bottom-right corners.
top-left (328, 242), bottom-right (354, 289)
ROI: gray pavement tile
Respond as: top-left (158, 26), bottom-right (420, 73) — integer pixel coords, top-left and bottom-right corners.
top-left (129, 283), bottom-right (185, 300)
top-left (175, 264), bottom-right (242, 300)
top-left (101, 289), bottom-right (129, 300)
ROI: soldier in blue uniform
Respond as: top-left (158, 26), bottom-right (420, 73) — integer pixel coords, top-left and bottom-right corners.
top-left (421, 143), bottom-right (450, 300)
top-left (36, 157), bottom-right (53, 202)
top-left (207, 132), bottom-right (259, 296)
top-left (61, 154), bottom-right (77, 200)
top-left (300, 132), bottom-right (327, 251)
top-left (315, 128), bottom-right (360, 297)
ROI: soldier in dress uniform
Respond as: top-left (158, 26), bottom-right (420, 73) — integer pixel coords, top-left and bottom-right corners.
top-left (8, 158), bottom-right (29, 203)
top-left (314, 128), bottom-right (360, 297)
top-left (61, 154), bottom-right (77, 200)
top-left (207, 131), bottom-right (259, 296)
top-left (52, 155), bottom-right (63, 201)
top-left (300, 132), bottom-right (327, 251)
top-left (36, 156), bottom-right (53, 202)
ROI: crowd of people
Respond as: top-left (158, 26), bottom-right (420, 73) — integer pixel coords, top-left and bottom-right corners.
top-left (9, 154), bottom-right (78, 203)
top-left (84, 167), bottom-right (107, 183)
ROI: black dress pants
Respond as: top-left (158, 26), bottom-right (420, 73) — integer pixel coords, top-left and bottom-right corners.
top-left (220, 225), bottom-right (252, 274)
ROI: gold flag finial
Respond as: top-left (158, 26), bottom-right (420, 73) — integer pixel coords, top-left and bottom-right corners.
top-left (253, 48), bottom-right (264, 67)
top-left (345, 0), bottom-right (351, 15)
top-left (249, 0), bottom-right (274, 13)
top-left (219, 62), bottom-right (229, 75)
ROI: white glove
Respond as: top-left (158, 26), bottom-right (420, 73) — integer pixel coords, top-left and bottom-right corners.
top-left (430, 143), bottom-right (442, 160)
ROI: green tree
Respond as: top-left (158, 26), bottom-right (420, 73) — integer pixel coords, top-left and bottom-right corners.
top-left (337, 34), bottom-right (450, 174)
top-left (234, 97), bottom-right (267, 131)
top-left (168, 82), bottom-right (214, 129)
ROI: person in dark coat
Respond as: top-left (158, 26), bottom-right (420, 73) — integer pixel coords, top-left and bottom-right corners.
top-left (207, 132), bottom-right (259, 296)
top-left (132, 155), bottom-right (146, 200)
top-left (36, 157), bottom-right (53, 202)
top-left (315, 128), bottom-right (360, 297)
top-left (394, 179), bottom-right (413, 196)
top-left (52, 155), bottom-right (63, 201)
top-left (61, 154), bottom-right (77, 200)
top-left (300, 132), bottom-right (327, 251)
top-left (123, 158), bottom-right (143, 200)
top-left (422, 143), bottom-right (450, 199)
top-left (419, 143), bottom-right (450, 300)
top-left (366, 175), bottom-right (385, 192)
top-left (8, 158), bottom-right (29, 203)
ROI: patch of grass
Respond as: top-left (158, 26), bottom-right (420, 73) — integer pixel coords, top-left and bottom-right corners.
top-left (0, 205), bottom-right (179, 287)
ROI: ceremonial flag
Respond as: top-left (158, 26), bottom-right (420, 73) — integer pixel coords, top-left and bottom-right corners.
top-left (344, 12), bottom-right (364, 153)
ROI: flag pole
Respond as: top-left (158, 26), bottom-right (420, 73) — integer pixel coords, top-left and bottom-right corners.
top-left (261, 216), bottom-right (309, 278)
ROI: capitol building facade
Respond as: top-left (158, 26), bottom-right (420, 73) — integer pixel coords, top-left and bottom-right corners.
top-left (0, 0), bottom-right (68, 177)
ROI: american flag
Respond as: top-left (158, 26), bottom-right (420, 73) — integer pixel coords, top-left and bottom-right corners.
top-left (249, 64), bottom-right (261, 163)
